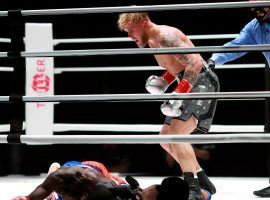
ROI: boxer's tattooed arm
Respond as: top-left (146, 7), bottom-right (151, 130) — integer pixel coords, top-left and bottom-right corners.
top-left (183, 70), bottom-right (198, 85)
top-left (158, 31), bottom-right (201, 85)
top-left (178, 55), bottom-right (200, 85)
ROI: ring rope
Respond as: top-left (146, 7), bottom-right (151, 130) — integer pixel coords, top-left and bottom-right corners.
top-left (17, 44), bottom-right (270, 57)
top-left (0, 44), bottom-right (268, 58)
top-left (0, 123), bottom-right (264, 133)
top-left (0, 34), bottom-right (240, 44)
top-left (0, 91), bottom-right (267, 102)
top-left (0, 63), bottom-right (265, 73)
top-left (53, 34), bottom-right (239, 45)
top-left (52, 124), bottom-right (265, 133)
top-left (0, 1), bottom-right (269, 17)
top-left (0, 34), bottom-right (240, 45)
top-left (20, 91), bottom-right (270, 102)
top-left (0, 38), bottom-right (11, 43)
top-left (54, 64), bottom-right (266, 73)
top-left (1, 134), bottom-right (270, 144)
top-left (0, 67), bottom-right (14, 72)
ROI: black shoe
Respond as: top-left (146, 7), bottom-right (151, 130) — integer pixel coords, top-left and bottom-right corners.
top-left (184, 172), bottom-right (204, 200)
top-left (197, 170), bottom-right (216, 194)
top-left (253, 186), bottom-right (270, 197)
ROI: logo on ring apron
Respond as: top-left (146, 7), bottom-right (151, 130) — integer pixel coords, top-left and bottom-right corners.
top-left (32, 74), bottom-right (51, 93)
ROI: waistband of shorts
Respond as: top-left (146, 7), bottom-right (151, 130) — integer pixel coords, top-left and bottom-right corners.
top-left (201, 60), bottom-right (213, 72)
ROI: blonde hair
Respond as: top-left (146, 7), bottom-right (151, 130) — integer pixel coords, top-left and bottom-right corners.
top-left (117, 12), bottom-right (149, 31)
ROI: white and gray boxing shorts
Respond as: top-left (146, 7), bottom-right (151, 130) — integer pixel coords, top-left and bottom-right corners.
top-left (165, 69), bottom-right (220, 134)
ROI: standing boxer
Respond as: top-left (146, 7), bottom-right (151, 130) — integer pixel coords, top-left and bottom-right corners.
top-left (118, 12), bottom-right (219, 200)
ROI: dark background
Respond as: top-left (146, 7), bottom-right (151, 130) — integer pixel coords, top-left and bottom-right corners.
top-left (0, 0), bottom-right (269, 177)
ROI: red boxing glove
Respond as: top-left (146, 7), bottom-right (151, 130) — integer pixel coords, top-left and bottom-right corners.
top-left (12, 196), bottom-right (30, 200)
top-left (161, 71), bottom-right (176, 85)
top-left (175, 79), bottom-right (193, 93)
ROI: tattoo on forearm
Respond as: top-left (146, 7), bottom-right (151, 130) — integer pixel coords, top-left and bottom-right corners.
top-left (183, 70), bottom-right (198, 84)
top-left (177, 55), bottom-right (198, 84)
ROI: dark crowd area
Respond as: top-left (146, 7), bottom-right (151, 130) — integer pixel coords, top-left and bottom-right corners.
top-left (0, 0), bottom-right (269, 177)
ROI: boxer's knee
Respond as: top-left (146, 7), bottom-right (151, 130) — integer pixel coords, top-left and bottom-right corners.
top-left (160, 123), bottom-right (171, 135)
top-left (170, 117), bottom-right (197, 135)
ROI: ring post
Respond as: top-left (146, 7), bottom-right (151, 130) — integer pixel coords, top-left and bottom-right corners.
top-left (7, 9), bottom-right (25, 174)
top-left (25, 23), bottom-right (54, 136)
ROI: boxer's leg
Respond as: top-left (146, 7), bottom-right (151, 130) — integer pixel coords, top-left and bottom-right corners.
top-left (189, 69), bottom-right (219, 195)
top-left (160, 116), bottom-right (204, 200)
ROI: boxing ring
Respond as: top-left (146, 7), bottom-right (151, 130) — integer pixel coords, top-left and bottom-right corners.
top-left (1, 1), bottom-right (270, 199)
top-left (1, 176), bottom-right (270, 200)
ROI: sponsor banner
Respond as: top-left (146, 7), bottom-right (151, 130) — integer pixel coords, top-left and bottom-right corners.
top-left (25, 23), bottom-right (54, 135)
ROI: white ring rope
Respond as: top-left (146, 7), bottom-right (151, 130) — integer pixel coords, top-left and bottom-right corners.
top-left (18, 44), bottom-right (270, 57)
top-left (0, 64), bottom-right (265, 73)
top-left (1, 134), bottom-right (270, 144)
top-left (0, 123), bottom-right (263, 133)
top-left (0, 34), bottom-right (240, 45)
top-left (0, 44), bottom-right (268, 58)
top-left (0, 67), bottom-right (14, 72)
top-left (0, 91), bottom-right (268, 103)
top-left (53, 34), bottom-right (239, 45)
top-left (0, 124), bottom-right (264, 133)
top-left (0, 91), bottom-right (267, 103)
top-left (17, 91), bottom-right (270, 102)
top-left (53, 124), bottom-right (265, 133)
top-left (0, 38), bottom-right (11, 43)
top-left (0, 1), bottom-right (269, 17)
top-left (54, 64), bottom-right (266, 73)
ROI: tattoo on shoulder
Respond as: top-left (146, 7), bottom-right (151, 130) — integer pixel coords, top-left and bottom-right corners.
top-left (159, 32), bottom-right (183, 48)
